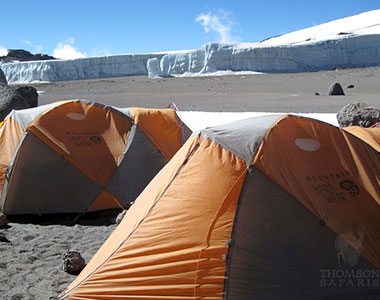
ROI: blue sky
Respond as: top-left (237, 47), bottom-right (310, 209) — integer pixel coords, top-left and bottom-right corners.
top-left (1, 0), bottom-right (379, 58)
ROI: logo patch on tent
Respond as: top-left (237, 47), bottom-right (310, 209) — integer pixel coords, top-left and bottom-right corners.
top-left (294, 138), bottom-right (321, 151)
top-left (66, 131), bottom-right (102, 147)
top-left (67, 112), bottom-right (86, 120)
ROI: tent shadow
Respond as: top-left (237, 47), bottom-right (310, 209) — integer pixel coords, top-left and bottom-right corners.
top-left (6, 208), bottom-right (122, 226)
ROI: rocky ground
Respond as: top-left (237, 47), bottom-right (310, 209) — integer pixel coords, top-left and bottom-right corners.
top-left (35, 67), bottom-right (380, 113)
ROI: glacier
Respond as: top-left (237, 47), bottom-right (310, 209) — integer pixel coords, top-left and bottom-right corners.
top-left (160, 35), bottom-right (380, 75)
top-left (2, 34), bottom-right (380, 84)
top-left (1, 8), bottom-right (380, 84)
top-left (0, 53), bottom-right (164, 84)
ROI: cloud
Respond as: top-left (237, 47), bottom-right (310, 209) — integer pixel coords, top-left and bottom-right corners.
top-left (0, 46), bottom-right (8, 56)
top-left (53, 37), bottom-right (87, 60)
top-left (196, 9), bottom-right (239, 43)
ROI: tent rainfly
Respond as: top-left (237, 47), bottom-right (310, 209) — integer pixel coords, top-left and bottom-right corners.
top-left (60, 114), bottom-right (380, 300)
top-left (0, 100), bottom-right (191, 215)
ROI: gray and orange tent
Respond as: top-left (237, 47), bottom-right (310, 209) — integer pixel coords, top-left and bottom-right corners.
top-left (60, 114), bottom-right (380, 299)
top-left (0, 100), bottom-right (191, 215)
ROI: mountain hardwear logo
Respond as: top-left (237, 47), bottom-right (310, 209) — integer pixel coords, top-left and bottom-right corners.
top-left (340, 180), bottom-right (360, 197)
top-left (66, 131), bottom-right (102, 147)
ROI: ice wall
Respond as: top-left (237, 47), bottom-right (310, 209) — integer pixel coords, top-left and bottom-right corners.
top-left (161, 35), bottom-right (380, 75)
top-left (1, 53), bottom-right (163, 84)
top-left (2, 34), bottom-right (380, 84)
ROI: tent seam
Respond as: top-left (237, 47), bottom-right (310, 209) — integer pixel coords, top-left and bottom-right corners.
top-left (60, 138), bottom-right (201, 299)
top-left (193, 165), bottom-right (247, 299)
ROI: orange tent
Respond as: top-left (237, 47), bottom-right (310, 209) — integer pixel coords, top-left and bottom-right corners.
top-left (343, 126), bottom-right (380, 152)
top-left (0, 100), bottom-right (191, 215)
top-left (60, 114), bottom-right (380, 299)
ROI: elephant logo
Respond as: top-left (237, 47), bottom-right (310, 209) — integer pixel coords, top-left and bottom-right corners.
top-left (335, 226), bottom-right (364, 267)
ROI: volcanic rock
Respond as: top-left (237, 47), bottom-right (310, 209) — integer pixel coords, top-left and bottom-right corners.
top-left (0, 213), bottom-right (8, 228)
top-left (0, 84), bottom-right (38, 121)
top-left (0, 49), bottom-right (55, 63)
top-left (62, 250), bottom-right (86, 275)
top-left (0, 68), bottom-right (7, 85)
top-left (328, 83), bottom-right (345, 95)
top-left (337, 102), bottom-right (380, 127)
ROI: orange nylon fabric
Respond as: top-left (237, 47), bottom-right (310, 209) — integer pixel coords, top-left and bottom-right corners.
top-left (342, 129), bottom-right (380, 205)
top-left (0, 117), bottom-right (25, 189)
top-left (253, 116), bottom-right (380, 268)
top-left (61, 135), bottom-right (247, 300)
top-left (128, 108), bottom-right (181, 161)
top-left (28, 101), bottom-right (131, 186)
top-left (343, 126), bottom-right (380, 152)
top-left (61, 137), bottom-right (201, 299)
top-left (88, 190), bottom-right (123, 212)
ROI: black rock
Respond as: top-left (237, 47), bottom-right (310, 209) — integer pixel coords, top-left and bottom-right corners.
top-left (0, 84), bottom-right (38, 121)
top-left (346, 84), bottom-right (355, 89)
top-left (0, 213), bottom-right (8, 228)
top-left (0, 68), bottom-right (7, 85)
top-left (314, 92), bottom-right (320, 96)
top-left (0, 49), bottom-right (55, 63)
top-left (328, 83), bottom-right (345, 95)
top-left (0, 232), bottom-right (10, 243)
top-left (62, 250), bottom-right (86, 275)
top-left (337, 102), bottom-right (380, 127)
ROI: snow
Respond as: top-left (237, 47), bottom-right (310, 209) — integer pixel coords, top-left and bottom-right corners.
top-left (1, 9), bottom-right (380, 84)
top-left (180, 111), bottom-right (338, 132)
top-left (8, 103), bottom-right (337, 133)
top-left (176, 70), bottom-right (263, 77)
top-left (257, 9), bottom-right (380, 46)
